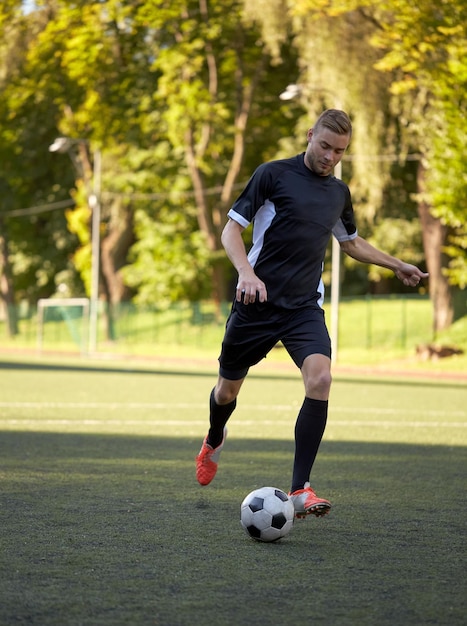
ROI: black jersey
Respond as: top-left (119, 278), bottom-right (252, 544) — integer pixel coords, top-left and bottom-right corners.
top-left (228, 153), bottom-right (358, 309)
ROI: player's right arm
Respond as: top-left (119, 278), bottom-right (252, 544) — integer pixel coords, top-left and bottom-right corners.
top-left (221, 218), bottom-right (268, 304)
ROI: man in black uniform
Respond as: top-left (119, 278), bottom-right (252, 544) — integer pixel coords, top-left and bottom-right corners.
top-left (196, 109), bottom-right (428, 518)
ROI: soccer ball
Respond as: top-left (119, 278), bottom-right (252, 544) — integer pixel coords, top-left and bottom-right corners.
top-left (240, 487), bottom-right (295, 542)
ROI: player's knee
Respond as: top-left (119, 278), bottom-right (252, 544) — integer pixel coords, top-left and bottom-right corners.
top-left (305, 370), bottom-right (332, 398)
top-left (215, 389), bottom-right (238, 405)
top-left (215, 381), bottom-right (241, 405)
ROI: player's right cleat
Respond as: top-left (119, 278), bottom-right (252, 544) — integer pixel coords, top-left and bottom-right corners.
top-left (288, 482), bottom-right (331, 519)
top-left (196, 428), bottom-right (227, 486)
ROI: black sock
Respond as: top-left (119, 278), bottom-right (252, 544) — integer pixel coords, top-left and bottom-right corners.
top-left (291, 397), bottom-right (328, 493)
top-left (207, 388), bottom-right (236, 448)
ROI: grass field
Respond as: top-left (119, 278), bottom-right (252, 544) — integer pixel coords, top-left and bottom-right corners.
top-left (0, 355), bottom-right (465, 625)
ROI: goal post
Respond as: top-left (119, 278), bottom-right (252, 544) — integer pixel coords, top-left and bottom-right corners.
top-left (37, 298), bottom-right (90, 354)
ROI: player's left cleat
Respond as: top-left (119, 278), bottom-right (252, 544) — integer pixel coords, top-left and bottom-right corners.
top-left (288, 482), bottom-right (331, 519)
top-left (195, 428), bottom-right (227, 486)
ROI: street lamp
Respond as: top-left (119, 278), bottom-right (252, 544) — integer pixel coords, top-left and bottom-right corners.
top-left (279, 84), bottom-right (302, 101)
top-left (49, 137), bottom-right (101, 353)
top-left (280, 84), bottom-right (343, 363)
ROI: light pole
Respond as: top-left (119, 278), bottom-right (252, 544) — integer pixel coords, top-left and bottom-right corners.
top-left (49, 137), bottom-right (101, 353)
top-left (330, 162), bottom-right (341, 364)
top-left (280, 84), bottom-right (343, 362)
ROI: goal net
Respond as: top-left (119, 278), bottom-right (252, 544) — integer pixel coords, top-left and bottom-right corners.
top-left (37, 298), bottom-right (90, 354)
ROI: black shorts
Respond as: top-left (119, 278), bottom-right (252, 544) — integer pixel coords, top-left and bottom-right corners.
top-left (218, 300), bottom-right (331, 380)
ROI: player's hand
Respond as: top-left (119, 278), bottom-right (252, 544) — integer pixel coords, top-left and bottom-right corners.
top-left (236, 275), bottom-right (267, 304)
top-left (394, 264), bottom-right (429, 287)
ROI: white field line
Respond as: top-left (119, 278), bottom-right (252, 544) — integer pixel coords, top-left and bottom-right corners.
top-left (1, 420), bottom-right (465, 429)
top-left (0, 400), bottom-right (465, 416)
top-left (0, 400), bottom-right (466, 411)
top-left (0, 400), bottom-right (465, 417)
top-left (0, 401), bottom-right (197, 410)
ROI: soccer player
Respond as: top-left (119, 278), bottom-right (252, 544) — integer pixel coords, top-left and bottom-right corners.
top-left (196, 109), bottom-right (428, 518)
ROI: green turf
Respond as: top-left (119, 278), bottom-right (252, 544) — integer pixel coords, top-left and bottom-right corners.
top-left (0, 357), bottom-right (465, 625)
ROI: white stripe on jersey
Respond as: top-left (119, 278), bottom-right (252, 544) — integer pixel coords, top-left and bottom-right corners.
top-left (245, 199), bottom-right (276, 268)
top-left (333, 218), bottom-right (358, 242)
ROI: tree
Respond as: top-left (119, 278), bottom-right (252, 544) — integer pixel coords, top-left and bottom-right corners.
top-left (0, 218), bottom-right (18, 335)
top-left (368, 0), bottom-right (467, 329)
top-left (0, 2), bottom-right (82, 335)
top-left (25, 0), bottom-right (156, 315)
top-left (0, 0), bottom-right (298, 317)
top-left (245, 0), bottom-right (425, 294)
top-left (4, 0), bottom-right (460, 334)
top-left (0, 0), bottom-right (158, 339)
top-left (246, 0), bottom-right (466, 330)
top-left (127, 0), bottom-right (298, 305)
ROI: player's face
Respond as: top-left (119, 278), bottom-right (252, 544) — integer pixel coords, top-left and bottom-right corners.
top-left (304, 127), bottom-right (350, 176)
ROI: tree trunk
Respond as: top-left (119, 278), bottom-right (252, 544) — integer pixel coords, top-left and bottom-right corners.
top-left (99, 200), bottom-right (135, 341)
top-left (0, 221), bottom-right (19, 336)
top-left (100, 202), bottom-right (134, 304)
top-left (417, 164), bottom-right (454, 334)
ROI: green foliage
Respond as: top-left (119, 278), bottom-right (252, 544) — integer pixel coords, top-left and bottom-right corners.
top-left (0, 0), bottom-right (299, 306)
top-left (142, 0), bottom-right (296, 184)
top-left (0, 2), bottom-right (84, 302)
top-left (66, 193), bottom-right (93, 296)
top-left (122, 0), bottom-right (299, 301)
top-left (359, 218), bottom-right (425, 284)
top-left (122, 206), bottom-right (212, 306)
top-left (0, 0), bottom-right (464, 323)
top-left (369, 0), bottom-right (467, 287)
top-left (247, 0), bottom-right (465, 302)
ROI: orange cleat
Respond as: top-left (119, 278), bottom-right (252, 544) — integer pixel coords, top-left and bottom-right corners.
top-left (195, 428), bottom-right (227, 486)
top-left (288, 482), bottom-right (331, 518)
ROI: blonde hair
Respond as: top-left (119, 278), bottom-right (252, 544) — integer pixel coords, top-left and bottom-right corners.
top-left (313, 109), bottom-right (352, 138)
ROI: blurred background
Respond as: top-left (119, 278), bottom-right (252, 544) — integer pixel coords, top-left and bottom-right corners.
top-left (0, 0), bottom-right (465, 368)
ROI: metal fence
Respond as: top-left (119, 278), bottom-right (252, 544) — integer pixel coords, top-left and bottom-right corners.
top-left (0, 295), bottom-right (433, 358)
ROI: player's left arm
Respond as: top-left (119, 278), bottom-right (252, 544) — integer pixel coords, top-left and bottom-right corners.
top-left (339, 235), bottom-right (429, 287)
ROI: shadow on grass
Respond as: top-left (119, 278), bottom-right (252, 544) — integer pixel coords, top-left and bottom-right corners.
top-left (0, 358), bottom-right (218, 379)
top-left (0, 431), bottom-right (465, 626)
